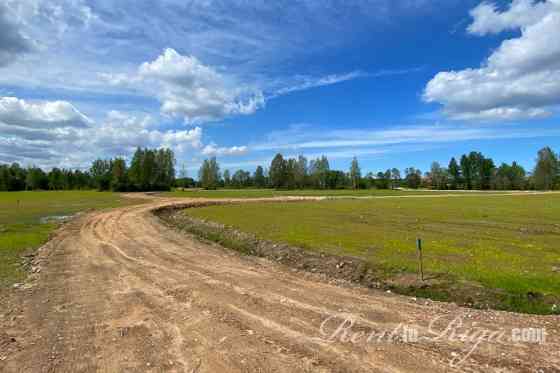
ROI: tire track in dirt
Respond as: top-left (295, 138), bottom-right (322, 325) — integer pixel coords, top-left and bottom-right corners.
top-left (1, 196), bottom-right (558, 372)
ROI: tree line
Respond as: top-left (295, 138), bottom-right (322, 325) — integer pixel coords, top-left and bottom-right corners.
top-left (198, 146), bottom-right (560, 191)
top-left (0, 147), bottom-right (178, 192)
top-left (2, 146), bottom-right (559, 192)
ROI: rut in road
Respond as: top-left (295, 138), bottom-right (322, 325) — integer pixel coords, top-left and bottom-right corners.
top-left (1, 196), bottom-right (558, 372)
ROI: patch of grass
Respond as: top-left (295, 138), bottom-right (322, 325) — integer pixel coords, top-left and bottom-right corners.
top-left (164, 188), bottom-right (508, 199)
top-left (186, 194), bottom-right (560, 314)
top-left (0, 191), bottom-right (143, 287)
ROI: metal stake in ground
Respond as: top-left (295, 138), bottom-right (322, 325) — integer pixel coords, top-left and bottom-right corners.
top-left (417, 238), bottom-right (424, 281)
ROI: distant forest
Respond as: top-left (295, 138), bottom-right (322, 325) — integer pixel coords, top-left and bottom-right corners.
top-left (1, 146), bottom-right (559, 192)
top-left (199, 146), bottom-right (558, 191)
top-left (0, 148), bottom-right (180, 192)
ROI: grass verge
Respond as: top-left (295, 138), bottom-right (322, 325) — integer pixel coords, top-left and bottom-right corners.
top-left (163, 188), bottom-right (510, 199)
top-left (175, 195), bottom-right (560, 315)
top-left (0, 191), bottom-right (143, 288)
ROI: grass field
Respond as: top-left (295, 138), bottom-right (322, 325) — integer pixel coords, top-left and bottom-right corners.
top-left (186, 193), bottom-right (560, 314)
top-left (0, 191), bottom-right (142, 288)
top-left (165, 188), bottom-right (509, 199)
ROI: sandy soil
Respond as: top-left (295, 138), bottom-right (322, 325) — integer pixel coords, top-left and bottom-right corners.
top-left (0, 195), bottom-right (558, 372)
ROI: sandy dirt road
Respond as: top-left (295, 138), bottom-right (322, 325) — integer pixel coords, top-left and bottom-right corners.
top-left (1, 196), bottom-right (559, 372)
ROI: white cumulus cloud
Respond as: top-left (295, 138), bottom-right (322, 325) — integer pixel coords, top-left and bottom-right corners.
top-left (0, 96), bottom-right (92, 129)
top-left (139, 48), bottom-right (264, 124)
top-left (424, 0), bottom-right (560, 121)
top-left (468, 0), bottom-right (555, 35)
top-left (202, 143), bottom-right (248, 157)
top-left (0, 96), bottom-right (249, 169)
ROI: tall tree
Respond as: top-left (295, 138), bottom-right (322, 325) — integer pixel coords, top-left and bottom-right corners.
top-left (48, 168), bottom-right (65, 190)
top-left (90, 159), bottom-right (112, 191)
top-left (480, 157), bottom-right (496, 190)
top-left (231, 170), bottom-right (251, 188)
top-left (223, 169), bottom-right (231, 187)
top-left (509, 162), bottom-right (527, 190)
top-left (534, 147), bottom-right (559, 190)
top-left (404, 167), bottom-right (422, 189)
top-left (349, 157), bottom-right (361, 189)
top-left (111, 158), bottom-right (128, 192)
top-left (375, 171), bottom-right (389, 189)
top-left (295, 155), bottom-right (308, 188)
top-left (390, 168), bottom-right (401, 189)
top-left (460, 155), bottom-right (472, 190)
top-left (309, 156), bottom-right (330, 189)
top-left (285, 158), bottom-right (297, 189)
top-left (448, 157), bottom-right (461, 189)
top-left (199, 157), bottom-right (220, 189)
top-left (128, 148), bottom-right (144, 190)
top-left (269, 153), bottom-right (287, 189)
top-left (25, 167), bottom-right (48, 190)
top-left (429, 162), bottom-right (449, 189)
top-left (253, 166), bottom-right (266, 188)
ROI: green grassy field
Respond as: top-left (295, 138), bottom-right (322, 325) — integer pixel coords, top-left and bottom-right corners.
top-left (165, 188), bottom-right (508, 199)
top-left (0, 191), bottom-right (142, 287)
top-left (186, 193), bottom-right (560, 314)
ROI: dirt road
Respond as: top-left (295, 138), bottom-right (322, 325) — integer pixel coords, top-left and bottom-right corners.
top-left (1, 196), bottom-right (558, 372)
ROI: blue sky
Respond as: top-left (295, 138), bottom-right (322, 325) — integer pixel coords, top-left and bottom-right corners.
top-left (1, 0), bottom-right (559, 175)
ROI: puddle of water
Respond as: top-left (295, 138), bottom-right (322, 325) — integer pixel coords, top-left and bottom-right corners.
top-left (39, 215), bottom-right (72, 224)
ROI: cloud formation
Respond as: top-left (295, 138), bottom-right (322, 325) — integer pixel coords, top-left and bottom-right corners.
top-left (0, 96), bottom-right (92, 128)
top-left (0, 96), bottom-right (247, 169)
top-left (138, 48), bottom-right (265, 124)
top-left (202, 143), bottom-right (248, 157)
top-left (254, 123), bottom-right (560, 153)
top-left (0, 3), bottom-right (34, 66)
top-left (424, 0), bottom-right (560, 121)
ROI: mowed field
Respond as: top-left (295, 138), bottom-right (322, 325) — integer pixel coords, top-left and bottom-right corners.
top-left (0, 191), bottom-right (143, 287)
top-left (165, 188), bottom-right (509, 199)
top-left (186, 193), bottom-right (560, 314)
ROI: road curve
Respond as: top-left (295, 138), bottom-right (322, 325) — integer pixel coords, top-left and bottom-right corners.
top-left (1, 196), bottom-right (558, 372)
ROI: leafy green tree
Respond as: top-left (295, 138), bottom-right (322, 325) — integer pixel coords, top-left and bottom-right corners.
top-left (285, 158), bottom-right (298, 189)
top-left (127, 147), bottom-right (175, 191)
top-left (199, 157), bottom-right (220, 189)
top-left (232, 169), bottom-right (251, 188)
top-left (223, 169), bottom-right (231, 187)
top-left (90, 159), bottom-right (112, 191)
top-left (349, 157), bottom-right (361, 189)
top-left (534, 147), bottom-right (559, 190)
top-left (429, 162), bottom-right (449, 189)
top-left (326, 170), bottom-right (348, 189)
top-left (390, 168), bottom-right (401, 189)
top-left (111, 158), bottom-right (128, 191)
top-left (128, 148), bottom-right (144, 190)
top-left (459, 152), bottom-right (495, 190)
top-left (309, 156), bottom-right (330, 189)
top-left (73, 170), bottom-right (91, 190)
top-left (294, 156), bottom-right (307, 188)
top-left (253, 166), bottom-right (266, 188)
top-left (509, 162), bottom-right (527, 190)
top-left (26, 167), bottom-right (48, 190)
top-left (1, 163), bottom-right (27, 191)
top-left (460, 155), bottom-right (472, 189)
top-left (468, 152), bottom-right (483, 189)
top-left (48, 168), bottom-right (65, 190)
top-left (448, 157), bottom-right (461, 189)
top-left (404, 167), bottom-right (422, 189)
top-left (142, 150), bottom-right (157, 189)
top-left (0, 165), bottom-right (10, 191)
top-left (363, 172), bottom-right (376, 189)
top-left (480, 157), bottom-right (495, 190)
top-left (374, 170), bottom-right (390, 189)
top-left (269, 153), bottom-right (287, 189)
